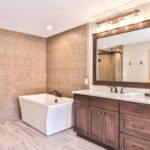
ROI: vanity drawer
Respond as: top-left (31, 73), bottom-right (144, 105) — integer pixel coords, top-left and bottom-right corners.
top-left (120, 114), bottom-right (150, 141)
top-left (120, 102), bottom-right (150, 119)
top-left (74, 94), bottom-right (89, 105)
top-left (88, 96), bottom-right (119, 112)
top-left (120, 133), bottom-right (150, 150)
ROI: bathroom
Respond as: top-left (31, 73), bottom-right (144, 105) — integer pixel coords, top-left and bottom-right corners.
top-left (0, 0), bottom-right (150, 150)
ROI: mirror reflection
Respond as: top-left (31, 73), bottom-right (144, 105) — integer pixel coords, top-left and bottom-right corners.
top-left (96, 28), bottom-right (150, 83)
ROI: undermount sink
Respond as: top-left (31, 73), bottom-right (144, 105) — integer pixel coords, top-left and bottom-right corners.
top-left (120, 92), bottom-right (139, 98)
top-left (73, 90), bottom-right (140, 100)
top-left (92, 91), bottom-right (139, 99)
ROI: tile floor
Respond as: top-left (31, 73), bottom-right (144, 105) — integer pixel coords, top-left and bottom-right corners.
top-left (0, 121), bottom-right (106, 150)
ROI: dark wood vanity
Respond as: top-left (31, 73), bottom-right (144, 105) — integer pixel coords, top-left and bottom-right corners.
top-left (74, 94), bottom-right (150, 150)
top-left (78, 19), bottom-right (150, 149)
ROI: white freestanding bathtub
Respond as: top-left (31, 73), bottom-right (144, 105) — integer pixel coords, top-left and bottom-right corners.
top-left (19, 94), bottom-right (73, 136)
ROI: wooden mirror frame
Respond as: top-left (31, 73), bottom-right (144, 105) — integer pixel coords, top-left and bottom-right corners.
top-left (93, 19), bottom-right (150, 88)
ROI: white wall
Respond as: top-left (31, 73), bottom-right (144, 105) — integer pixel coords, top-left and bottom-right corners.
top-left (123, 42), bottom-right (150, 82)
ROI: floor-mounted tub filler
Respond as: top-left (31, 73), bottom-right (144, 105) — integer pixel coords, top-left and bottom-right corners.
top-left (19, 94), bottom-right (73, 136)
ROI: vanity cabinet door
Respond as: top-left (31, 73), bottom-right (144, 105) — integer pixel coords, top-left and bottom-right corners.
top-left (102, 110), bottom-right (119, 149)
top-left (74, 103), bottom-right (88, 136)
top-left (88, 107), bottom-right (102, 142)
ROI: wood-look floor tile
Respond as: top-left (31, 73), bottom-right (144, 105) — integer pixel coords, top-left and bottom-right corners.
top-left (0, 120), bottom-right (107, 150)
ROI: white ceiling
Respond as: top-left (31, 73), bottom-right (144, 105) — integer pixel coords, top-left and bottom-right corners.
top-left (97, 28), bottom-right (150, 49)
top-left (0, 0), bottom-right (149, 37)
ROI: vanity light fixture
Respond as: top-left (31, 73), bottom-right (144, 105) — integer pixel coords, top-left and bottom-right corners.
top-left (96, 9), bottom-right (141, 33)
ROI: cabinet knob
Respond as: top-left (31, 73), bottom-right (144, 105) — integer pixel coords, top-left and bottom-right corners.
top-left (98, 112), bottom-right (101, 115)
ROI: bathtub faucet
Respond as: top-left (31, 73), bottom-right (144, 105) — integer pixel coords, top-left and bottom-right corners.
top-left (50, 90), bottom-right (63, 97)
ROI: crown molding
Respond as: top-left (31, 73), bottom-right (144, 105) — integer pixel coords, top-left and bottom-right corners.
top-left (90, 0), bottom-right (150, 22)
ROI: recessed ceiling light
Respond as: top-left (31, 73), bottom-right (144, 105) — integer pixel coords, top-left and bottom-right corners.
top-left (46, 25), bottom-right (53, 30)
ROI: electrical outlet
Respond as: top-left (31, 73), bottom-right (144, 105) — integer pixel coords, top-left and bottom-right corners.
top-left (84, 78), bottom-right (88, 85)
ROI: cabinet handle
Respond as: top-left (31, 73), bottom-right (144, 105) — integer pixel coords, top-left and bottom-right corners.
top-left (131, 108), bottom-right (143, 113)
top-left (131, 144), bottom-right (144, 150)
top-left (132, 124), bottom-right (144, 130)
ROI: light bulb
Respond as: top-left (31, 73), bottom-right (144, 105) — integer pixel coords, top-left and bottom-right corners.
top-left (96, 24), bottom-right (106, 33)
top-left (125, 16), bottom-right (132, 26)
top-left (119, 17), bottom-right (125, 27)
top-left (107, 21), bottom-right (112, 30)
top-left (133, 12), bottom-right (140, 23)
top-left (96, 24), bottom-right (101, 33)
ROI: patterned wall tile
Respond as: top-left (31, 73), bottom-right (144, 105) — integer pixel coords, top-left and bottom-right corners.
top-left (0, 28), bottom-right (47, 121)
top-left (47, 24), bottom-right (88, 97)
top-left (32, 74), bottom-right (46, 93)
top-left (0, 24), bottom-right (88, 121)
top-left (0, 96), bottom-right (20, 122)
top-left (0, 75), bottom-right (12, 97)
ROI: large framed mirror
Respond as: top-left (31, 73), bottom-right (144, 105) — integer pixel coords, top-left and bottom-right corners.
top-left (93, 20), bottom-right (150, 88)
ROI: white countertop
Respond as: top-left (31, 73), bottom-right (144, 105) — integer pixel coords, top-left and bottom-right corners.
top-left (72, 90), bottom-right (150, 105)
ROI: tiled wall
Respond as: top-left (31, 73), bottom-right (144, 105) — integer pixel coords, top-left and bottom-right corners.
top-left (0, 24), bottom-right (88, 121)
top-left (0, 29), bottom-right (46, 121)
top-left (47, 24), bottom-right (88, 97)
